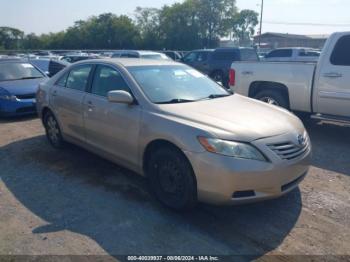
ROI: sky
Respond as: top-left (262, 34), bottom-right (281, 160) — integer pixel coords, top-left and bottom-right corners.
top-left (1, 0), bottom-right (350, 36)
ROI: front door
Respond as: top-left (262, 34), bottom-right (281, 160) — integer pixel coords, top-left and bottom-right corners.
top-left (316, 35), bottom-right (350, 117)
top-left (83, 64), bottom-right (141, 168)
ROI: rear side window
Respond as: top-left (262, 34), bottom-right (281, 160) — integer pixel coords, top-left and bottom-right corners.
top-left (330, 35), bottom-right (350, 66)
top-left (240, 49), bottom-right (259, 61)
top-left (66, 65), bottom-right (93, 92)
top-left (91, 65), bottom-right (130, 97)
top-left (183, 52), bottom-right (198, 63)
top-left (266, 49), bottom-right (292, 58)
top-left (299, 50), bottom-right (320, 57)
top-left (212, 50), bottom-right (239, 61)
top-left (197, 52), bottom-right (209, 62)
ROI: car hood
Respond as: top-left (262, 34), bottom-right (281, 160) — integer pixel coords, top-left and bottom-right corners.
top-left (0, 78), bottom-right (45, 95)
top-left (159, 94), bottom-right (305, 142)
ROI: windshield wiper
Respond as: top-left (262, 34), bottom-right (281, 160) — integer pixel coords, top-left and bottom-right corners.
top-left (199, 93), bottom-right (232, 100)
top-left (157, 98), bottom-right (196, 104)
top-left (18, 76), bottom-right (43, 80)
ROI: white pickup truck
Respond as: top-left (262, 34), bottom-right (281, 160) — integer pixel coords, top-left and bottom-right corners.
top-left (230, 32), bottom-right (350, 123)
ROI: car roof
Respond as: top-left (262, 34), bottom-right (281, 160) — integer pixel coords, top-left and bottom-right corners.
top-left (0, 58), bottom-right (27, 63)
top-left (113, 50), bottom-right (164, 55)
top-left (77, 58), bottom-right (181, 67)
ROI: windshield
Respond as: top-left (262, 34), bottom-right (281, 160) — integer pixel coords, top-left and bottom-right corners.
top-left (0, 62), bottom-right (45, 82)
top-left (128, 65), bottom-right (231, 104)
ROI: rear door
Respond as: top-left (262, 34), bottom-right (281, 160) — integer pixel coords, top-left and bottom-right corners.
top-left (50, 64), bottom-right (93, 141)
top-left (83, 64), bottom-right (141, 167)
top-left (315, 35), bottom-right (350, 117)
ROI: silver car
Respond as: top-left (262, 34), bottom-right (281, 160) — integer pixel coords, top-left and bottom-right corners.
top-left (36, 58), bottom-right (311, 210)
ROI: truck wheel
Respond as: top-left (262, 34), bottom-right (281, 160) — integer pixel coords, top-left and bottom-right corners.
top-left (146, 146), bottom-right (197, 210)
top-left (254, 90), bottom-right (289, 109)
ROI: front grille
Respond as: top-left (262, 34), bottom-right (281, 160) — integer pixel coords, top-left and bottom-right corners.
top-left (16, 93), bottom-right (36, 100)
top-left (268, 135), bottom-right (310, 161)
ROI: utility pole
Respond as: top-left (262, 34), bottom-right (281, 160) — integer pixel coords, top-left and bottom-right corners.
top-left (258, 0), bottom-right (264, 49)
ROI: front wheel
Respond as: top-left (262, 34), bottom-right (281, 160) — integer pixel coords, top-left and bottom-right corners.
top-left (147, 147), bottom-right (197, 210)
top-left (43, 112), bottom-right (64, 148)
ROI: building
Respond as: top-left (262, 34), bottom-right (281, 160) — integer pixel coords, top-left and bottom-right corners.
top-left (254, 32), bottom-right (329, 49)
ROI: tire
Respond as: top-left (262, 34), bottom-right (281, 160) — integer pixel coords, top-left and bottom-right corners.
top-left (254, 90), bottom-right (289, 109)
top-left (211, 71), bottom-right (228, 88)
top-left (146, 146), bottom-right (197, 210)
top-left (43, 111), bottom-right (64, 148)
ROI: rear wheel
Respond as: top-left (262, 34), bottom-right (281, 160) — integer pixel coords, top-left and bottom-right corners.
top-left (43, 111), bottom-right (64, 148)
top-left (254, 90), bottom-right (289, 109)
top-left (147, 146), bottom-right (197, 210)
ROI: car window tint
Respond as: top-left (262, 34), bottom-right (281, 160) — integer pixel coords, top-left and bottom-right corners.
top-left (66, 65), bottom-right (92, 91)
top-left (240, 49), bottom-right (259, 61)
top-left (299, 50), bottom-right (320, 57)
top-left (196, 52), bottom-right (208, 62)
top-left (56, 71), bottom-right (69, 87)
top-left (183, 52), bottom-right (198, 62)
top-left (212, 50), bottom-right (239, 61)
top-left (91, 65), bottom-right (130, 97)
top-left (266, 49), bottom-right (293, 58)
top-left (331, 35), bottom-right (350, 66)
top-left (49, 61), bottom-right (66, 76)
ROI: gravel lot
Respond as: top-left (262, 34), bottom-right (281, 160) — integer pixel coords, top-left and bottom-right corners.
top-left (0, 116), bottom-right (349, 261)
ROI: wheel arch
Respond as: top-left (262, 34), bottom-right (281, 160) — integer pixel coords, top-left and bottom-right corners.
top-left (248, 81), bottom-right (290, 108)
top-left (142, 139), bottom-right (196, 183)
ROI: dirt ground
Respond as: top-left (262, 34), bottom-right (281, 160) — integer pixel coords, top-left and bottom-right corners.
top-left (0, 116), bottom-right (349, 261)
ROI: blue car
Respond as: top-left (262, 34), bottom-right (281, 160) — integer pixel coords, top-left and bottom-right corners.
top-left (0, 59), bottom-right (47, 117)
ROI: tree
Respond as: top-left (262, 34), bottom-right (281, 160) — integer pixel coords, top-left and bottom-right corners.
top-left (159, 2), bottom-right (201, 50)
top-left (232, 9), bottom-right (258, 46)
top-left (0, 27), bottom-right (24, 49)
top-left (135, 7), bottom-right (162, 49)
top-left (194, 0), bottom-right (238, 48)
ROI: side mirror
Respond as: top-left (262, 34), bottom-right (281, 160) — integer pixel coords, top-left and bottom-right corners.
top-left (107, 90), bottom-right (134, 104)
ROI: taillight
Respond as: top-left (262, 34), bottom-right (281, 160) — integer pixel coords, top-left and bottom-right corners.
top-left (229, 69), bottom-right (235, 86)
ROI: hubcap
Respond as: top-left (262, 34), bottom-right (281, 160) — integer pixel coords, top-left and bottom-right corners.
top-left (260, 97), bottom-right (279, 106)
top-left (47, 116), bottom-right (59, 143)
top-left (157, 161), bottom-right (183, 195)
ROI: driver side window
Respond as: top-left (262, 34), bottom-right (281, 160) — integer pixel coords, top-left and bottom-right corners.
top-left (91, 65), bottom-right (130, 97)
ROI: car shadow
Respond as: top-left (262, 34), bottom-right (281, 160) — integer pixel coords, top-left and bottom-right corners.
top-left (303, 119), bottom-right (350, 176)
top-left (0, 135), bottom-right (302, 260)
top-left (0, 114), bottom-right (38, 123)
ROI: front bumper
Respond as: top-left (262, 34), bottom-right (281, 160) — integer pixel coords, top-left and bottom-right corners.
top-left (185, 133), bottom-right (312, 205)
top-left (0, 98), bottom-right (37, 117)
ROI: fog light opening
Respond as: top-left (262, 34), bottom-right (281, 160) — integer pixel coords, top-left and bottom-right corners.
top-left (232, 190), bottom-right (256, 199)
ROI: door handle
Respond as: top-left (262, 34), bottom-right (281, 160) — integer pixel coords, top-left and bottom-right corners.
top-left (52, 90), bottom-right (58, 97)
top-left (323, 72), bottom-right (343, 78)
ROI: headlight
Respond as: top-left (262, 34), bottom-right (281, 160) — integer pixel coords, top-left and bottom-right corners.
top-left (0, 88), bottom-right (16, 101)
top-left (198, 137), bottom-right (267, 162)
